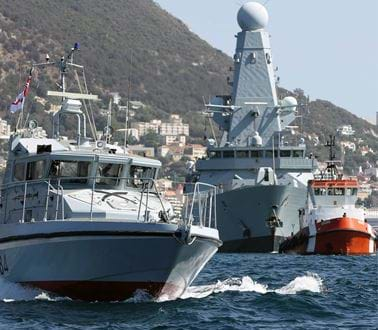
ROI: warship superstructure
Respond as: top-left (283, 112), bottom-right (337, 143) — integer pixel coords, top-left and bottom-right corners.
top-left (187, 2), bottom-right (316, 252)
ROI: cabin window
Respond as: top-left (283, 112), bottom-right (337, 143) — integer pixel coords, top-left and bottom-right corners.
top-left (292, 150), bottom-right (304, 158)
top-left (26, 160), bottom-right (45, 180)
top-left (314, 188), bottom-right (327, 195)
top-left (223, 150), bottom-right (234, 158)
top-left (265, 150), bottom-right (278, 158)
top-left (13, 163), bottom-right (25, 181)
top-left (209, 151), bottom-right (221, 159)
top-left (280, 150), bottom-right (291, 157)
top-left (236, 150), bottom-right (249, 158)
top-left (346, 188), bottom-right (358, 196)
top-left (250, 150), bottom-right (263, 158)
top-left (49, 160), bottom-right (91, 183)
top-left (96, 163), bottom-right (123, 186)
top-left (334, 188), bottom-right (345, 196)
top-left (128, 166), bottom-right (156, 188)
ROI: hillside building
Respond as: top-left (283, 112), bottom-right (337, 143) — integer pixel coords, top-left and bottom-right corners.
top-left (127, 145), bottom-right (155, 158)
top-left (159, 115), bottom-right (189, 136)
top-left (337, 125), bottom-right (355, 136)
top-left (0, 118), bottom-right (11, 140)
top-left (131, 115), bottom-right (189, 138)
top-left (340, 141), bottom-right (356, 152)
top-left (117, 128), bottom-right (139, 141)
top-left (131, 120), bottom-right (161, 136)
top-left (184, 144), bottom-right (207, 160)
top-left (164, 135), bottom-right (186, 146)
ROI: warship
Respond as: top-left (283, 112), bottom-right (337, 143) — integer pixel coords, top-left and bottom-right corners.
top-left (187, 2), bottom-right (316, 252)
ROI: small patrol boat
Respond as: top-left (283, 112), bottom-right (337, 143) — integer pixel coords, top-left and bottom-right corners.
top-left (0, 45), bottom-right (221, 301)
top-left (279, 136), bottom-right (376, 255)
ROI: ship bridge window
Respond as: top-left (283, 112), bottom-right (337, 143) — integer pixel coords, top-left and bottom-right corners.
top-left (236, 150), bottom-right (249, 158)
top-left (292, 150), bottom-right (304, 158)
top-left (334, 188), bottom-right (345, 196)
top-left (250, 150), bottom-right (263, 158)
top-left (223, 150), bottom-right (235, 158)
top-left (346, 188), bottom-right (358, 196)
top-left (26, 160), bottom-right (45, 180)
top-left (265, 150), bottom-right (278, 158)
top-left (96, 163), bottom-right (123, 186)
top-left (280, 150), bottom-right (291, 157)
top-left (13, 163), bottom-right (26, 181)
top-left (49, 160), bottom-right (91, 184)
top-left (128, 166), bottom-right (156, 188)
top-left (314, 188), bottom-right (327, 195)
top-left (209, 151), bottom-right (221, 159)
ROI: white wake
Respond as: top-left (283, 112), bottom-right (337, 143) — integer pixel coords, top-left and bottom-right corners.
top-left (181, 272), bottom-right (324, 300)
top-left (0, 278), bottom-right (70, 302)
top-left (0, 273), bottom-right (323, 303)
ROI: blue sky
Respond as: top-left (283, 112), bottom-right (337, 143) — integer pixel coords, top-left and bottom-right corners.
top-left (154, 0), bottom-right (378, 123)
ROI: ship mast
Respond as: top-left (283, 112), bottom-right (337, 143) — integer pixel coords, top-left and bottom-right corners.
top-left (30, 43), bottom-right (99, 143)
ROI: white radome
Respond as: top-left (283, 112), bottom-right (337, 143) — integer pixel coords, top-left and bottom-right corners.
top-left (237, 2), bottom-right (269, 31)
top-left (281, 96), bottom-right (298, 109)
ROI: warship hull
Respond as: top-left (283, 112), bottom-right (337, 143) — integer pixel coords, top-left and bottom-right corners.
top-left (0, 221), bottom-right (221, 301)
top-left (217, 185), bottom-right (306, 252)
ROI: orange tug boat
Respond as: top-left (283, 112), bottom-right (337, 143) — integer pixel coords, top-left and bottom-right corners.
top-left (280, 138), bottom-right (376, 255)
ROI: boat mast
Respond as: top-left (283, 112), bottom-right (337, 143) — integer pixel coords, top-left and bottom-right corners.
top-left (124, 52), bottom-right (132, 153)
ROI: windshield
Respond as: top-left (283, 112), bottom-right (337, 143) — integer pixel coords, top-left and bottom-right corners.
top-left (49, 160), bottom-right (91, 184)
top-left (128, 166), bottom-right (155, 188)
top-left (96, 163), bottom-right (123, 186)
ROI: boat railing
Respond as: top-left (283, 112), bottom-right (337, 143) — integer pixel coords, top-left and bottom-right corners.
top-left (0, 177), bottom-right (217, 229)
top-left (180, 182), bottom-right (217, 229)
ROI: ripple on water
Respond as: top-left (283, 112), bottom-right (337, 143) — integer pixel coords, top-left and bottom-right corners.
top-left (0, 254), bottom-right (376, 329)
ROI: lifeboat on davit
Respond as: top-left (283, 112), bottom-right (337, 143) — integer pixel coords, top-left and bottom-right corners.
top-left (279, 137), bottom-right (376, 255)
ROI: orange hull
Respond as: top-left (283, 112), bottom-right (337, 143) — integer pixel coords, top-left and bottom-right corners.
top-left (280, 217), bottom-right (376, 255)
top-left (314, 217), bottom-right (375, 255)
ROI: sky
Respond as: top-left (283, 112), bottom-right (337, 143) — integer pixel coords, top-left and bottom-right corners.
top-left (154, 0), bottom-right (378, 124)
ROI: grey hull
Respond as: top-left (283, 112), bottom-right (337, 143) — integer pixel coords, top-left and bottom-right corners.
top-left (0, 222), bottom-right (221, 301)
top-left (216, 185), bottom-right (305, 252)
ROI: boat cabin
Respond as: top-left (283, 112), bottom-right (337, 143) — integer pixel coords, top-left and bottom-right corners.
top-left (308, 179), bottom-right (358, 207)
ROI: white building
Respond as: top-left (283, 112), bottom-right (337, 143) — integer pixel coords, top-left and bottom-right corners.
top-left (340, 141), bottom-right (356, 152)
top-left (117, 128), bottom-right (139, 141)
top-left (159, 115), bottom-right (189, 136)
top-left (184, 144), bottom-right (207, 160)
top-left (131, 120), bottom-right (161, 136)
top-left (132, 114), bottom-right (189, 138)
top-left (127, 145), bottom-right (155, 158)
top-left (337, 125), bottom-right (355, 136)
top-left (164, 135), bottom-right (186, 146)
top-left (0, 118), bottom-right (11, 139)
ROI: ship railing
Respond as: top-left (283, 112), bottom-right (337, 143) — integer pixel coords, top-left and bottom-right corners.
top-left (180, 182), bottom-right (217, 229)
top-left (0, 177), bottom-right (217, 229)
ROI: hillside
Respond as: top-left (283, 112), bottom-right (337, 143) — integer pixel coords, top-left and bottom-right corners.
top-left (0, 0), bottom-right (230, 128)
top-left (0, 0), bottom-right (376, 169)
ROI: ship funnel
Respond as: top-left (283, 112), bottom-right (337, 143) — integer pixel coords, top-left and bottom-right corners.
top-left (237, 2), bottom-right (269, 31)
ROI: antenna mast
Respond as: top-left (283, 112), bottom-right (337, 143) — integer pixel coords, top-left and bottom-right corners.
top-left (124, 52), bottom-right (132, 153)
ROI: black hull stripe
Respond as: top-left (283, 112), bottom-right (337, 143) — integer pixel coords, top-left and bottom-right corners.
top-left (0, 231), bottom-right (222, 246)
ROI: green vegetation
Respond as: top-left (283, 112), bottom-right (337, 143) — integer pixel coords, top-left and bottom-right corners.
top-left (0, 0), bottom-right (376, 175)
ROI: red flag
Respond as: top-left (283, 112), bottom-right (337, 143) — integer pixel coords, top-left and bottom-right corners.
top-left (10, 76), bottom-right (32, 113)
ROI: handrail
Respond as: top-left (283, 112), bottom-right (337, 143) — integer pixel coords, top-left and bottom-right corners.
top-left (0, 176), bottom-right (218, 229)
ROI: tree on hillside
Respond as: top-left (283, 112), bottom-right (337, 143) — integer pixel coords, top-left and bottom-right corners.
top-left (139, 130), bottom-right (161, 148)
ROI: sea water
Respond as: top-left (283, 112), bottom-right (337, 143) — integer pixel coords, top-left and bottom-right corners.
top-left (0, 254), bottom-right (376, 329)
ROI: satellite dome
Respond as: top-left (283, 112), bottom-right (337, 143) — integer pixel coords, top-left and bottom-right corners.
top-left (237, 2), bottom-right (269, 31)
